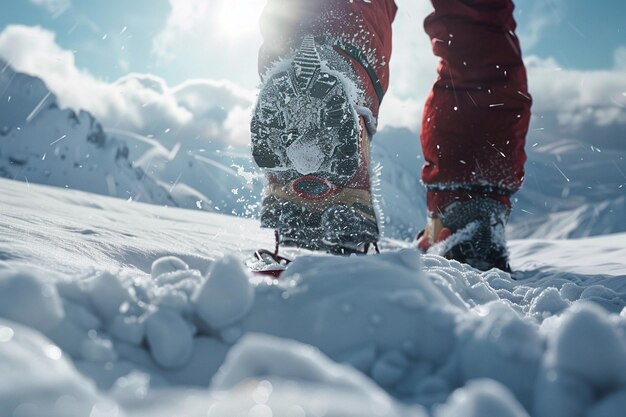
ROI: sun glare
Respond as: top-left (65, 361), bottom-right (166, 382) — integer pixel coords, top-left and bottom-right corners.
top-left (217, 0), bottom-right (263, 39)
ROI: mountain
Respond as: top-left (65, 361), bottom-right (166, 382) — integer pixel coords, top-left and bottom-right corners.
top-left (0, 60), bottom-right (206, 210)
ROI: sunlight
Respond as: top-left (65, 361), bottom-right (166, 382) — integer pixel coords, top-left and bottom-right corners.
top-left (217, 0), bottom-right (264, 39)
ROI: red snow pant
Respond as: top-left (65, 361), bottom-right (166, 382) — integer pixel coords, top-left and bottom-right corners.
top-left (258, 0), bottom-right (532, 216)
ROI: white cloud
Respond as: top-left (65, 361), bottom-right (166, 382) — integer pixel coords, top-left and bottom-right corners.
top-left (379, 0), bottom-right (626, 149)
top-left (613, 46), bottom-right (626, 70)
top-left (515, 0), bottom-right (564, 50)
top-left (2, 12), bottom-right (624, 153)
top-left (374, 0), bottom-right (439, 132)
top-left (152, 0), bottom-right (265, 89)
top-left (527, 53), bottom-right (626, 131)
top-left (29, 0), bottom-right (71, 18)
top-left (0, 25), bottom-right (255, 148)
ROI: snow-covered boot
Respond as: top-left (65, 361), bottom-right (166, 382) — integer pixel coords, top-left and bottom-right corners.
top-left (417, 199), bottom-right (511, 272)
top-left (251, 35), bottom-right (379, 254)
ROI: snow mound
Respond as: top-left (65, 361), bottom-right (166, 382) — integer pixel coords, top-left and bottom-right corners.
top-left (193, 254), bottom-right (255, 329)
top-left (1, 178), bottom-right (626, 416)
top-left (435, 379), bottom-right (530, 417)
top-left (213, 332), bottom-right (393, 408)
top-left (0, 269), bottom-right (64, 333)
top-left (0, 319), bottom-right (105, 417)
top-left (134, 140), bottom-right (262, 216)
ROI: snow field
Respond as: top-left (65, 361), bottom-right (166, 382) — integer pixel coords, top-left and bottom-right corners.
top-left (1, 241), bottom-right (626, 416)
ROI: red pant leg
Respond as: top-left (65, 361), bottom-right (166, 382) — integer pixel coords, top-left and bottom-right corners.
top-left (258, 0), bottom-right (398, 118)
top-left (421, 0), bottom-right (532, 215)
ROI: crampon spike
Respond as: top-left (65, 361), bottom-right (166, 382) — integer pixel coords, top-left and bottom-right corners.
top-left (252, 230), bottom-right (292, 279)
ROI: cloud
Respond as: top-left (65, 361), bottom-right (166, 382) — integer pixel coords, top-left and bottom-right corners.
top-left (152, 0), bottom-right (265, 89)
top-left (526, 52), bottom-right (626, 148)
top-left (515, 0), bottom-right (564, 50)
top-left (0, 25), bottom-right (255, 148)
top-left (376, 0), bottom-right (438, 131)
top-left (614, 46), bottom-right (626, 70)
top-left (377, 1), bottom-right (626, 150)
top-left (29, 0), bottom-right (71, 18)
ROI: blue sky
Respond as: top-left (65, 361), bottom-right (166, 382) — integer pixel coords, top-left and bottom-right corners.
top-left (1, 0), bottom-right (624, 87)
top-left (0, 0), bottom-right (624, 150)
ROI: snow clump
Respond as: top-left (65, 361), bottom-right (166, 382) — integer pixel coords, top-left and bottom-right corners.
top-left (192, 254), bottom-right (255, 329)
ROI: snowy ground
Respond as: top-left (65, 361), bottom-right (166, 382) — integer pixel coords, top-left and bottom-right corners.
top-left (1, 177), bottom-right (626, 417)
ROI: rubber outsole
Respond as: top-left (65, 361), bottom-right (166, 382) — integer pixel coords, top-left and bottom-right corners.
top-left (251, 36), bottom-right (361, 186)
top-left (251, 36), bottom-right (379, 253)
top-left (260, 196), bottom-right (379, 253)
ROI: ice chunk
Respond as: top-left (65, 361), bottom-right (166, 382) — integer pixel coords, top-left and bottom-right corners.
top-left (529, 287), bottom-right (570, 317)
top-left (193, 255), bottom-right (254, 329)
top-left (435, 379), bottom-right (530, 417)
top-left (151, 256), bottom-right (189, 278)
top-left (145, 309), bottom-right (194, 369)
top-left (545, 302), bottom-right (626, 389)
top-left (0, 270), bottom-right (64, 333)
top-left (63, 300), bottom-right (102, 331)
top-left (163, 337), bottom-right (231, 386)
top-left (85, 271), bottom-right (133, 323)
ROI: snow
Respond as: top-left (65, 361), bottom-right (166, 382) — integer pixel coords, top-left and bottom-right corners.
top-left (1, 58), bottom-right (626, 417)
top-left (0, 270), bottom-right (64, 333)
top-left (192, 254), bottom-right (255, 329)
top-left (0, 59), bottom-right (257, 215)
top-left (145, 309), bottom-right (194, 369)
top-left (0, 319), bottom-right (106, 417)
top-left (0, 177), bottom-right (625, 416)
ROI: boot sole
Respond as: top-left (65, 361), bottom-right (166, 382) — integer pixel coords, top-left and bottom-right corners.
top-left (251, 36), bottom-right (378, 252)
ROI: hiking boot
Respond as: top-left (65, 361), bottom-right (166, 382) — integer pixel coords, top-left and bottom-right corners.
top-left (251, 35), bottom-right (380, 253)
top-left (417, 199), bottom-right (511, 272)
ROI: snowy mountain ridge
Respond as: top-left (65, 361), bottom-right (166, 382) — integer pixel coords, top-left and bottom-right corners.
top-left (0, 59), bottom-right (209, 210)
